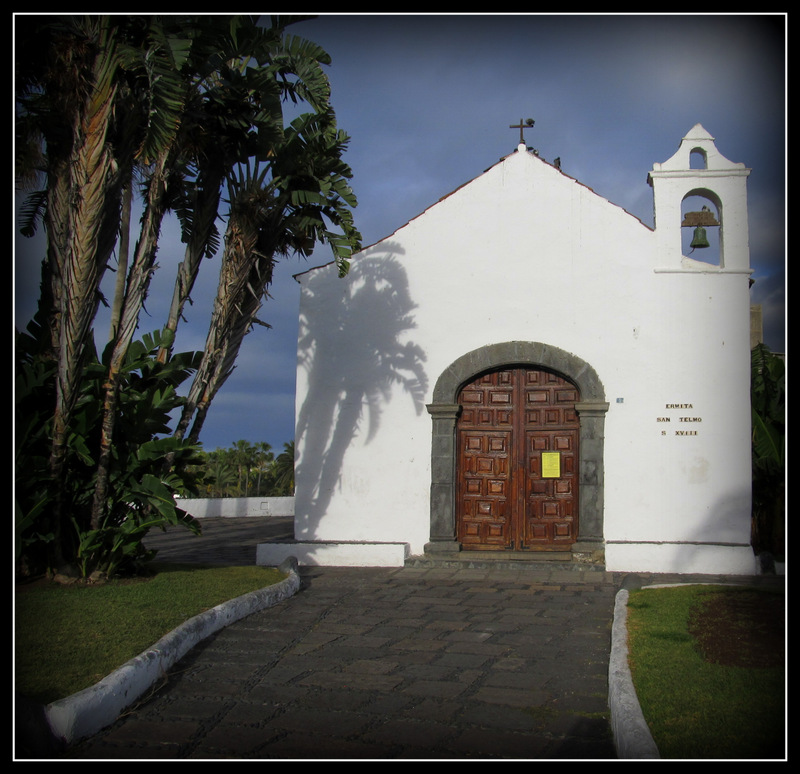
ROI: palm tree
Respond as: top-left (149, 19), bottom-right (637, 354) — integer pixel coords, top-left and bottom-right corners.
top-left (230, 440), bottom-right (255, 497)
top-left (202, 449), bottom-right (238, 497)
top-left (176, 109), bottom-right (361, 445)
top-left (90, 16), bottom-right (229, 529)
top-left (16, 16), bottom-right (141, 566)
top-left (16, 14), bottom-right (360, 571)
top-left (253, 442), bottom-right (274, 496)
top-left (94, 16), bottom-right (347, 527)
top-left (271, 441), bottom-right (295, 496)
top-left (156, 16), bottom-right (287, 364)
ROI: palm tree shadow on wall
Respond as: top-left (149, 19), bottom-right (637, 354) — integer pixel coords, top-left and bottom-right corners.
top-left (294, 245), bottom-right (428, 534)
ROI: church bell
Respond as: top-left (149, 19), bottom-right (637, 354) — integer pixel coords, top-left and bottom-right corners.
top-left (690, 225), bottom-right (710, 249)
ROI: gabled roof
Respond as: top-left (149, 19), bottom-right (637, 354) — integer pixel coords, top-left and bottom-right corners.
top-left (295, 143), bottom-right (652, 281)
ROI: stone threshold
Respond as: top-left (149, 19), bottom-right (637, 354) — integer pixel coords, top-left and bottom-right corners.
top-left (407, 551), bottom-right (607, 572)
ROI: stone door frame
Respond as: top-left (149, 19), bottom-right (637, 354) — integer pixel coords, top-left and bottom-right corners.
top-left (425, 342), bottom-right (609, 562)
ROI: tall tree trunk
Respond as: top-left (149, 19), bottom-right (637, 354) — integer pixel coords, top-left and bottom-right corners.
top-left (108, 181), bottom-right (132, 342)
top-left (47, 20), bottom-right (124, 568)
top-left (91, 150), bottom-right (171, 530)
top-left (174, 203), bottom-right (277, 447)
top-left (158, 171), bottom-right (224, 364)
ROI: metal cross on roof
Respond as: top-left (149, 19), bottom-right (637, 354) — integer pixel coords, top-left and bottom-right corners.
top-left (510, 118), bottom-right (535, 144)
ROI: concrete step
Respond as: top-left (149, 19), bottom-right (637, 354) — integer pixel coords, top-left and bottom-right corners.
top-left (405, 551), bottom-right (607, 572)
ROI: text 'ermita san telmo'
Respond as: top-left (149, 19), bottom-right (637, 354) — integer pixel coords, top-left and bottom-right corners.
top-left (657, 404), bottom-right (701, 435)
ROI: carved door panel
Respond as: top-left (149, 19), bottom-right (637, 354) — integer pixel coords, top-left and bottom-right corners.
top-left (457, 367), bottom-right (579, 550)
top-left (521, 369), bottom-right (580, 546)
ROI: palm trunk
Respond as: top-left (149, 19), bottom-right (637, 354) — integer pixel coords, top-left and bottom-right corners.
top-left (47, 20), bottom-right (124, 568)
top-left (175, 199), bottom-right (277, 447)
top-left (158, 172), bottom-right (223, 364)
top-left (91, 150), bottom-right (171, 530)
top-left (108, 181), bottom-right (132, 341)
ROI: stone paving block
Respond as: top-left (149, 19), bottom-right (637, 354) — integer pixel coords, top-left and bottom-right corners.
top-left (466, 618), bottom-right (523, 633)
top-left (433, 652), bottom-right (492, 670)
top-left (265, 707), bottom-right (373, 738)
top-left (441, 641), bottom-right (510, 657)
top-left (336, 634), bottom-right (392, 649)
top-left (546, 690), bottom-right (610, 716)
top-left (397, 662), bottom-right (455, 681)
top-left (402, 678), bottom-right (470, 700)
top-left (297, 671), bottom-right (404, 692)
top-left (387, 649), bottom-right (439, 667)
top-left (544, 733), bottom-right (617, 759)
top-left (167, 676), bottom-right (252, 698)
top-left (195, 723), bottom-right (278, 756)
top-left (390, 637), bottom-right (449, 652)
top-left (455, 668), bottom-right (482, 686)
top-left (95, 718), bottom-right (200, 747)
top-left (489, 655), bottom-right (530, 671)
top-left (255, 663), bottom-right (314, 686)
top-left (249, 731), bottom-right (390, 760)
top-left (366, 624), bottom-right (419, 640)
top-left (293, 688), bottom-right (373, 712)
top-left (78, 741), bottom-right (187, 759)
top-left (544, 712), bottom-right (613, 740)
top-left (219, 701), bottom-right (282, 726)
top-left (408, 595), bottom-right (464, 605)
top-left (363, 717), bottom-right (457, 751)
top-left (151, 697), bottom-right (234, 721)
top-left (424, 618), bottom-right (472, 632)
top-left (257, 654), bottom-right (329, 675)
top-left (399, 697), bottom-right (461, 723)
top-left (287, 632), bottom-right (348, 654)
top-left (380, 616), bottom-right (430, 628)
top-left (360, 691), bottom-right (419, 717)
top-left (458, 702), bottom-right (542, 732)
top-left (342, 657), bottom-right (400, 675)
top-left (482, 669), bottom-right (551, 691)
top-left (471, 685), bottom-right (551, 708)
top-left (442, 629), bottom-right (495, 643)
top-left (448, 726), bottom-right (553, 759)
top-left (240, 683), bottom-right (307, 707)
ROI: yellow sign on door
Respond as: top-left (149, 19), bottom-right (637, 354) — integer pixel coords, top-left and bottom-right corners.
top-left (541, 452), bottom-right (561, 478)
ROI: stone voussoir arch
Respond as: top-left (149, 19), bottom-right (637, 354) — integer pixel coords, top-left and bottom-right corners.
top-left (425, 341), bottom-right (609, 562)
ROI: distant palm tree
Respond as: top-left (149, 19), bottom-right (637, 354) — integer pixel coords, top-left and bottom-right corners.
top-left (231, 439), bottom-right (255, 497)
top-left (207, 454), bottom-right (237, 498)
top-left (271, 441), bottom-right (295, 496)
top-left (253, 442), bottom-right (274, 496)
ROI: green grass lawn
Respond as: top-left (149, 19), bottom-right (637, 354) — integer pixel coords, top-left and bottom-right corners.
top-left (626, 584), bottom-right (785, 759)
top-left (14, 563), bottom-right (286, 705)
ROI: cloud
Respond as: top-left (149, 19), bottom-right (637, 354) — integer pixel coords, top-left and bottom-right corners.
top-left (15, 12), bottom-right (785, 450)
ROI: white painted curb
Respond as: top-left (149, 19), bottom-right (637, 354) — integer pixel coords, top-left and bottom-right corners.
top-left (43, 558), bottom-right (301, 748)
top-left (608, 588), bottom-right (660, 759)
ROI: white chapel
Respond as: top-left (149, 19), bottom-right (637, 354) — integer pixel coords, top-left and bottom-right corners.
top-left (258, 123), bottom-right (756, 575)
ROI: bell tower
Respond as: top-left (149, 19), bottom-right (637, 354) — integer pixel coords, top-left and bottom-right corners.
top-left (648, 124), bottom-right (751, 273)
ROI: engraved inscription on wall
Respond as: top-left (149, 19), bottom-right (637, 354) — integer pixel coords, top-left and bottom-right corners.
top-left (657, 404), bottom-right (702, 436)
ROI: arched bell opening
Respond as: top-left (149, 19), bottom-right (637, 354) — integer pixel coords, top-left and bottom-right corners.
top-left (681, 189), bottom-right (722, 266)
top-left (689, 147), bottom-right (708, 169)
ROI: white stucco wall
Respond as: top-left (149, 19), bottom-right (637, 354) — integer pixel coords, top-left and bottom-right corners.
top-left (292, 128), bottom-right (754, 574)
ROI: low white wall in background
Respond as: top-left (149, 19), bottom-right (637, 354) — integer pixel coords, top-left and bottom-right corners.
top-left (176, 497), bottom-right (294, 518)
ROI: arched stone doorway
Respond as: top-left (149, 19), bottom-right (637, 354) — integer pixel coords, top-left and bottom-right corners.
top-left (425, 342), bottom-right (608, 563)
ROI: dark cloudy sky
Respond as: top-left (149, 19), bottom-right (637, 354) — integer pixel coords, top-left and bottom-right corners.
top-left (14, 13), bottom-right (786, 453)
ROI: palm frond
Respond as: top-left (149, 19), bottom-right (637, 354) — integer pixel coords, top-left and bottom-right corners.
top-left (18, 190), bottom-right (48, 238)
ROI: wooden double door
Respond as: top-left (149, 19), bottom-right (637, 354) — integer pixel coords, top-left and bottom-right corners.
top-left (456, 367), bottom-right (579, 551)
